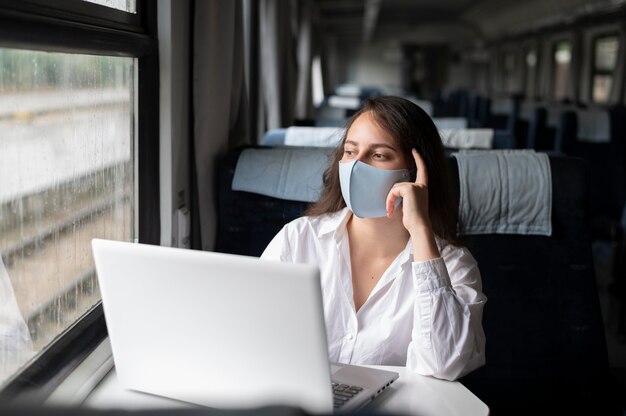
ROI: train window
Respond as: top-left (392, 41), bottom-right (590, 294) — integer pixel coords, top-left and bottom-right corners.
top-left (312, 55), bottom-right (324, 107)
top-left (591, 35), bottom-right (619, 104)
top-left (0, 48), bottom-right (135, 386)
top-left (553, 40), bottom-right (572, 101)
top-left (524, 48), bottom-right (538, 99)
top-left (0, 0), bottom-right (157, 399)
top-left (82, 0), bottom-right (137, 13)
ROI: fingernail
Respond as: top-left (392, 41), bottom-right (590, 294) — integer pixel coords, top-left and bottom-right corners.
top-left (412, 148), bottom-right (417, 154)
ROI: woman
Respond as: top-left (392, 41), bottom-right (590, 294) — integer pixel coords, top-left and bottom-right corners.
top-left (261, 96), bottom-right (486, 380)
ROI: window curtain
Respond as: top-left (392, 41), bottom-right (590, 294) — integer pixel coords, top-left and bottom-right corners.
top-left (474, 62), bottom-right (490, 97)
top-left (579, 29), bottom-right (595, 104)
top-left (489, 46), bottom-right (501, 95)
top-left (193, 0), bottom-right (249, 250)
top-left (610, 23), bottom-right (626, 104)
top-left (259, 0), bottom-right (297, 129)
top-left (566, 32), bottom-right (581, 102)
top-left (537, 37), bottom-right (553, 100)
top-left (521, 39), bottom-right (539, 99)
top-left (294, 0), bottom-right (318, 121)
top-left (320, 34), bottom-right (340, 97)
top-left (510, 45), bottom-right (523, 94)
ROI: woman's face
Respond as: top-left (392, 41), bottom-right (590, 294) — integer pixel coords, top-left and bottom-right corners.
top-left (341, 112), bottom-right (407, 170)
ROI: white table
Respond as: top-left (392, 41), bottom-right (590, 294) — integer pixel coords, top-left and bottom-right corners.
top-left (84, 365), bottom-right (489, 416)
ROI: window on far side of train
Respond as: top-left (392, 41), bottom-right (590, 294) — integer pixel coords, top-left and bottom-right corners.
top-left (312, 55), bottom-right (324, 107)
top-left (553, 40), bottom-right (572, 101)
top-left (0, 48), bottom-right (136, 386)
top-left (591, 35), bottom-right (619, 104)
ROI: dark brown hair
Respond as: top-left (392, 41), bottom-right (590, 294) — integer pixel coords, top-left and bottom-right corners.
top-left (305, 96), bottom-right (460, 245)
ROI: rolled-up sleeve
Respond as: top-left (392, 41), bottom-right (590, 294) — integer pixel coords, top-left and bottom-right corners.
top-left (406, 245), bottom-right (486, 380)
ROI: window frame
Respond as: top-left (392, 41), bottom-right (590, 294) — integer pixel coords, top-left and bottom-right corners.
top-left (0, 0), bottom-right (144, 33)
top-left (589, 32), bottom-right (620, 104)
top-left (0, 0), bottom-right (159, 401)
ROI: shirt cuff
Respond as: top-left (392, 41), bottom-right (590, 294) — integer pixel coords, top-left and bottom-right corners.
top-left (412, 257), bottom-right (452, 292)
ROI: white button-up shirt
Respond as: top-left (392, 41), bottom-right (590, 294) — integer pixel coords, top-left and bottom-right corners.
top-left (261, 208), bottom-right (486, 381)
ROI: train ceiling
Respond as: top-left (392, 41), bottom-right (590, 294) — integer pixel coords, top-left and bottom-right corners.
top-left (315, 0), bottom-right (626, 44)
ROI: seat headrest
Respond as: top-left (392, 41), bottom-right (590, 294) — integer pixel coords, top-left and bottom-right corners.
top-left (440, 129), bottom-right (494, 149)
top-left (453, 150), bottom-right (552, 236)
top-left (576, 109), bottom-right (610, 142)
top-left (231, 147), bottom-right (333, 202)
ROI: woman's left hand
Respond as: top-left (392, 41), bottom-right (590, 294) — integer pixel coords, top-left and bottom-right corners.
top-left (385, 149), bottom-right (431, 235)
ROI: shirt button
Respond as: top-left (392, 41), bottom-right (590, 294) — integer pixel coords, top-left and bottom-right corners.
top-left (346, 334), bottom-right (353, 340)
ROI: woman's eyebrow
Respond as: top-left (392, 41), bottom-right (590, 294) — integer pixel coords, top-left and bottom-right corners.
top-left (344, 140), bottom-right (398, 151)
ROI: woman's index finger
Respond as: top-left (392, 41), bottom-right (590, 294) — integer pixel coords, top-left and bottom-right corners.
top-left (412, 148), bottom-right (428, 186)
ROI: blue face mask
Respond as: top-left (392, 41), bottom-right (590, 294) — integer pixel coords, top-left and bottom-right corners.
top-left (339, 160), bottom-right (411, 218)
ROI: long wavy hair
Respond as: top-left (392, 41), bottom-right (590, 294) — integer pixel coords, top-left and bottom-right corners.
top-left (305, 96), bottom-right (460, 245)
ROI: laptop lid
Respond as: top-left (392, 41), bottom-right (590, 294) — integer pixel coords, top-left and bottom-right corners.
top-left (92, 239), bottom-right (333, 413)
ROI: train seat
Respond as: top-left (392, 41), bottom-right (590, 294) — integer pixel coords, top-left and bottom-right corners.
top-left (553, 110), bottom-right (577, 155)
top-left (334, 84), bottom-right (381, 100)
top-left (464, 94), bottom-right (518, 149)
top-left (326, 95), bottom-right (361, 110)
top-left (260, 128), bottom-right (287, 146)
top-left (576, 107), bottom-right (611, 143)
top-left (215, 147), bottom-right (616, 413)
top-left (522, 102), bottom-right (569, 152)
top-left (407, 98), bottom-right (433, 116)
top-left (526, 106), bottom-right (553, 151)
top-left (527, 103), bottom-right (584, 155)
top-left (260, 126), bottom-right (343, 147)
top-left (454, 153), bottom-right (618, 414)
top-left (490, 96), bottom-right (521, 149)
top-left (314, 99), bottom-right (350, 127)
top-left (432, 117), bottom-right (468, 130)
top-left (439, 88), bottom-right (470, 118)
top-left (609, 105), bottom-right (626, 218)
top-left (453, 150), bottom-right (552, 236)
top-left (215, 147), bottom-right (331, 257)
top-left (570, 105), bottom-right (625, 222)
top-left (488, 96), bottom-right (515, 130)
top-left (439, 128), bottom-right (494, 150)
top-left (516, 99), bottom-right (544, 149)
top-left (466, 94), bottom-right (487, 128)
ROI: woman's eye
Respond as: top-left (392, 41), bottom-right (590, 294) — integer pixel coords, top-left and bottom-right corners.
top-left (344, 150), bottom-right (355, 157)
top-left (373, 153), bottom-right (386, 160)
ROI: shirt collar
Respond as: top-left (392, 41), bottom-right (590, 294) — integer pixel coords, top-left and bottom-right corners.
top-left (397, 238), bottom-right (413, 266)
top-left (318, 207), bottom-right (414, 267)
top-left (318, 207), bottom-right (352, 240)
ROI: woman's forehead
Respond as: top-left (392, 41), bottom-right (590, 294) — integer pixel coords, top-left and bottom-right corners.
top-left (345, 112), bottom-right (398, 147)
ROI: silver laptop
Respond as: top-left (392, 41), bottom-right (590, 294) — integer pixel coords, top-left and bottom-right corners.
top-left (92, 239), bottom-right (398, 413)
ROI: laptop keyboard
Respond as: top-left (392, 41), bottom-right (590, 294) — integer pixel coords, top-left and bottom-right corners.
top-left (332, 382), bottom-right (364, 409)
